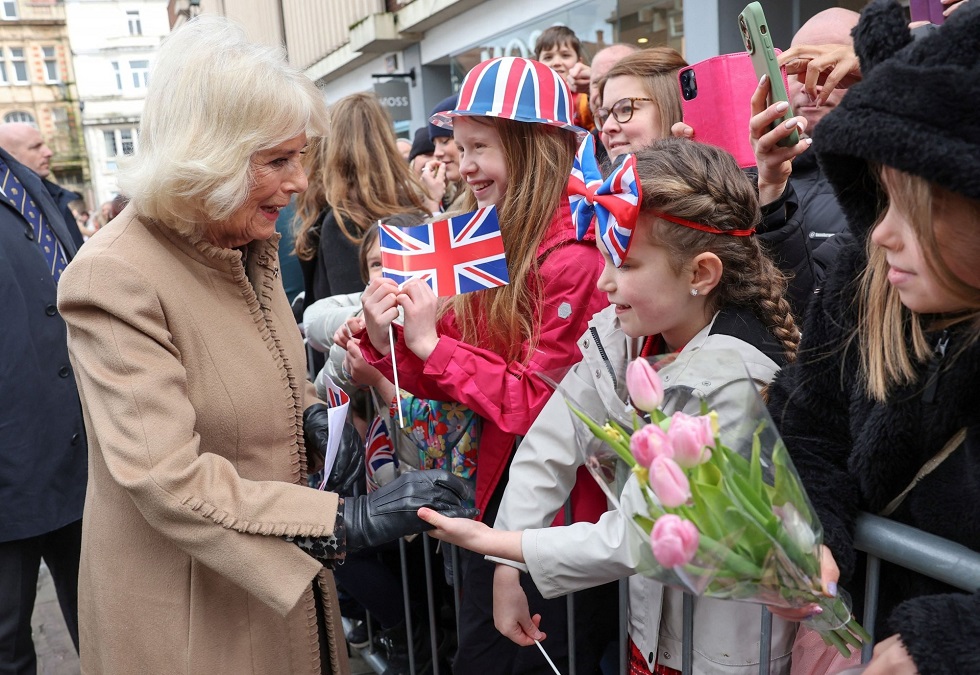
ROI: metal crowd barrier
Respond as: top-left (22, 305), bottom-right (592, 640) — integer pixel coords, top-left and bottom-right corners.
top-left (345, 513), bottom-right (980, 675)
top-left (853, 513), bottom-right (980, 662)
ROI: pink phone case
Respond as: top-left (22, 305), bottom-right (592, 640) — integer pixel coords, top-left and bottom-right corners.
top-left (909, 0), bottom-right (945, 24)
top-left (678, 52), bottom-right (790, 169)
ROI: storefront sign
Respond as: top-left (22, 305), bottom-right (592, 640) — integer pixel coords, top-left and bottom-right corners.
top-left (373, 80), bottom-right (412, 122)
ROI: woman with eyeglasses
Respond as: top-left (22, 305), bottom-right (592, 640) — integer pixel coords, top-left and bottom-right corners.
top-left (598, 47), bottom-right (816, 321)
top-left (593, 48), bottom-right (687, 163)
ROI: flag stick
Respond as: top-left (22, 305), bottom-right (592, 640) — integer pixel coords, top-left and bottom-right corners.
top-left (389, 323), bottom-right (405, 429)
top-left (533, 639), bottom-right (562, 675)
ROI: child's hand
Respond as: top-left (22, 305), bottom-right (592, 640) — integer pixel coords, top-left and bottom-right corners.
top-left (417, 505), bottom-right (488, 545)
top-left (567, 62), bottom-right (591, 95)
top-left (397, 280), bottom-right (440, 361)
top-left (750, 74), bottom-right (811, 207)
top-left (361, 277), bottom-right (400, 356)
top-left (493, 564), bottom-right (546, 646)
top-left (333, 315), bottom-right (365, 350)
top-left (421, 160), bottom-right (448, 205)
top-left (418, 507), bottom-right (525, 562)
top-left (344, 338), bottom-right (384, 389)
top-left (863, 635), bottom-right (919, 675)
top-left (766, 545), bottom-right (839, 621)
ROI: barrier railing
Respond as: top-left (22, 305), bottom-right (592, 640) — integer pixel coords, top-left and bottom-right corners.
top-left (853, 513), bottom-right (980, 662)
top-left (346, 512), bottom-right (980, 675)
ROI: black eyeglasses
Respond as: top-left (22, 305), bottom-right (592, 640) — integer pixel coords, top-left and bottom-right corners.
top-left (595, 97), bottom-right (654, 129)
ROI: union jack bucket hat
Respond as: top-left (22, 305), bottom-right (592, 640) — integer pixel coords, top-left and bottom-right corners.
top-left (430, 56), bottom-right (587, 138)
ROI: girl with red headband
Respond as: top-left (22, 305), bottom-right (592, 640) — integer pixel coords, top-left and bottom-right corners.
top-left (356, 56), bottom-right (612, 673)
top-left (421, 137), bottom-right (802, 675)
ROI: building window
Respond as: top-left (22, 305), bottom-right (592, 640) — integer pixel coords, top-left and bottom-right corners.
top-left (103, 129), bottom-right (117, 156)
top-left (120, 129), bottom-right (135, 155)
top-left (129, 60), bottom-right (149, 89)
top-left (9, 47), bottom-right (27, 83)
top-left (43, 46), bottom-right (59, 83)
top-left (104, 127), bottom-right (137, 159)
top-left (111, 61), bottom-right (122, 90)
top-left (1, 1), bottom-right (17, 20)
top-left (0, 51), bottom-right (6, 84)
top-left (127, 10), bottom-right (142, 36)
top-left (4, 110), bottom-right (35, 125)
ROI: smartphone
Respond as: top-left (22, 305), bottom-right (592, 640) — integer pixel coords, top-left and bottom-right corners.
top-left (909, 0), bottom-right (946, 24)
top-left (738, 1), bottom-right (799, 147)
top-left (678, 53), bottom-right (763, 168)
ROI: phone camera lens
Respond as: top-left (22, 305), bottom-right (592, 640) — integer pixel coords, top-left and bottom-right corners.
top-left (680, 70), bottom-right (697, 100)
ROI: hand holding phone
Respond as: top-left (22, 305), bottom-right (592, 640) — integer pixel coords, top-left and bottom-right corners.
top-left (750, 73), bottom-right (811, 205)
top-left (739, 2), bottom-right (799, 147)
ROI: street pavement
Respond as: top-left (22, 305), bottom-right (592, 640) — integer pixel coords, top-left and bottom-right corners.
top-left (32, 562), bottom-right (375, 674)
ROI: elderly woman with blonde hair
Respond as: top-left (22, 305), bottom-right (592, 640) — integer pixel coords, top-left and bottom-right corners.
top-left (56, 17), bottom-right (474, 675)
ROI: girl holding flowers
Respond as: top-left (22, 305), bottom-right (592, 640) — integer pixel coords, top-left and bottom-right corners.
top-left (421, 137), bottom-right (802, 674)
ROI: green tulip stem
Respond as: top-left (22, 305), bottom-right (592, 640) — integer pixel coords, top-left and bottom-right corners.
top-left (568, 406), bottom-right (636, 468)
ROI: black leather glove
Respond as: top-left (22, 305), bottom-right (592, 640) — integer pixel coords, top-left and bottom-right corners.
top-left (342, 469), bottom-right (479, 552)
top-left (303, 403), bottom-right (364, 496)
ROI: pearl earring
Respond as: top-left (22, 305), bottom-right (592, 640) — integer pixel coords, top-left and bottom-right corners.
top-left (690, 288), bottom-right (699, 297)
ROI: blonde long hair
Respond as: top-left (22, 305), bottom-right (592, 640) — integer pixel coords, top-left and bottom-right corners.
top-left (635, 139), bottom-right (800, 362)
top-left (448, 117), bottom-right (579, 363)
top-left (858, 167), bottom-right (980, 400)
top-left (293, 93), bottom-right (430, 259)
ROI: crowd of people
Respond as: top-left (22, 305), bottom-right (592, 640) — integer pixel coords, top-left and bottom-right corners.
top-left (2, 1), bottom-right (978, 674)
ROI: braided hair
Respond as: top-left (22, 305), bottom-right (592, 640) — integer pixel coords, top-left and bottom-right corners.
top-left (634, 138), bottom-right (800, 362)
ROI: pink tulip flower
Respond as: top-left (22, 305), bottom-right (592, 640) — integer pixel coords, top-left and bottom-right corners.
top-left (649, 456), bottom-right (691, 508)
top-left (650, 514), bottom-right (700, 568)
top-left (626, 358), bottom-right (665, 413)
top-left (630, 424), bottom-right (673, 468)
top-left (667, 412), bottom-right (714, 468)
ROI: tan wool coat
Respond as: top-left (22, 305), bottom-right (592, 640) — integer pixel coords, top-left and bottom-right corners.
top-left (57, 209), bottom-right (349, 675)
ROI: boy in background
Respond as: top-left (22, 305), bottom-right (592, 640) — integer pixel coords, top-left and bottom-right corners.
top-left (534, 25), bottom-right (594, 130)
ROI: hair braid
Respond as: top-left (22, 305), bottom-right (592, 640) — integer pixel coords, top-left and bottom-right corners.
top-left (733, 249), bottom-right (801, 362)
top-left (634, 138), bottom-right (799, 362)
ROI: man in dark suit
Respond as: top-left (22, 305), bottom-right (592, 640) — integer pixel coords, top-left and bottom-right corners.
top-left (0, 146), bottom-right (86, 674)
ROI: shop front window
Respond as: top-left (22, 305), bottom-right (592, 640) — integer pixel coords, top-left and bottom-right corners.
top-left (618, 0), bottom-right (684, 53)
top-left (449, 1), bottom-right (620, 90)
top-left (449, 0), bottom-right (685, 92)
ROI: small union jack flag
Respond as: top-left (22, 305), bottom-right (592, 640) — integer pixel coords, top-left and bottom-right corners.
top-left (364, 416), bottom-right (398, 493)
top-left (380, 206), bottom-right (510, 297)
top-left (567, 136), bottom-right (642, 267)
top-left (314, 376), bottom-right (351, 492)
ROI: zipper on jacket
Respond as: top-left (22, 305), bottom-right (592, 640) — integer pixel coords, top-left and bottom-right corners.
top-left (590, 326), bottom-right (618, 390)
top-left (922, 329), bottom-right (949, 404)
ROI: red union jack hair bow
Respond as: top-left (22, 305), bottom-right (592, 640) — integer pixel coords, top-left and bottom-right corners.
top-left (568, 134), bottom-right (642, 267)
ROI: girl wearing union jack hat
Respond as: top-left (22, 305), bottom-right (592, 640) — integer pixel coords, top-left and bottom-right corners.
top-left (357, 56), bottom-right (615, 674)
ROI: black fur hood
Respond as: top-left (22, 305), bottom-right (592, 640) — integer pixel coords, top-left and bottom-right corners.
top-left (813, 0), bottom-right (980, 237)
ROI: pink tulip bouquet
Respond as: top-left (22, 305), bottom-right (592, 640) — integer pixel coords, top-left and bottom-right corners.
top-left (563, 351), bottom-right (870, 657)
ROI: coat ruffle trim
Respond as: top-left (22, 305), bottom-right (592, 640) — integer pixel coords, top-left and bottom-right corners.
top-left (180, 495), bottom-right (333, 538)
top-left (200, 236), bottom-right (308, 488)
